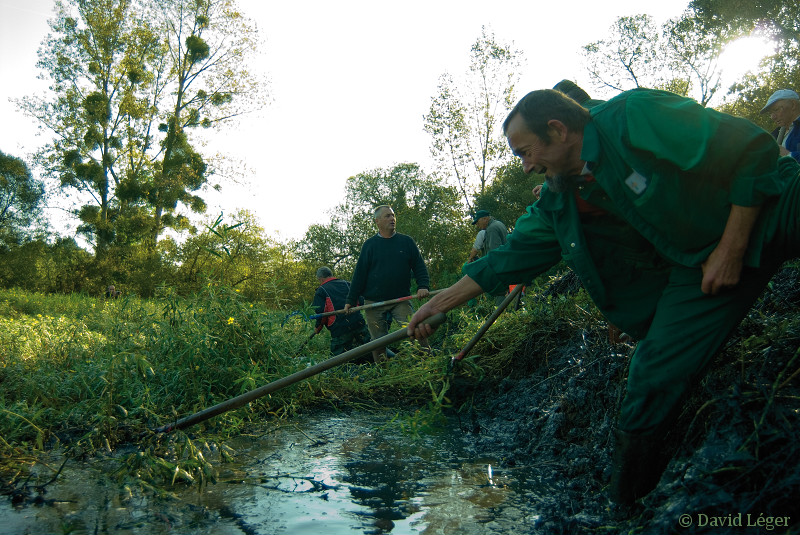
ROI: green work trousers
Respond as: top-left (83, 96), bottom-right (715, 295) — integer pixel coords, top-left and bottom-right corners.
top-left (619, 175), bottom-right (800, 434)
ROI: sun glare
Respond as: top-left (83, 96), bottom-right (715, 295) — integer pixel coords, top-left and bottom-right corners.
top-left (717, 36), bottom-right (776, 86)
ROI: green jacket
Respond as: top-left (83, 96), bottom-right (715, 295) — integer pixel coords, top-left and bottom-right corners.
top-left (585, 88), bottom-right (783, 268)
top-left (464, 89), bottom-right (792, 338)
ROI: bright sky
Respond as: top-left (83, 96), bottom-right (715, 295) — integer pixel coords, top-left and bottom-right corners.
top-left (0, 0), bottom-right (767, 242)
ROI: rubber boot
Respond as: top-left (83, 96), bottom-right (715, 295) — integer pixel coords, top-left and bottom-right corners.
top-left (609, 428), bottom-right (671, 504)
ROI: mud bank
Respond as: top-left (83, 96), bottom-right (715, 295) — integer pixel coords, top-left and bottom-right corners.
top-left (451, 267), bottom-right (800, 534)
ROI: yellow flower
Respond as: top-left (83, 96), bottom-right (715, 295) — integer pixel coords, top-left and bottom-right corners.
top-left (227, 317), bottom-right (235, 325)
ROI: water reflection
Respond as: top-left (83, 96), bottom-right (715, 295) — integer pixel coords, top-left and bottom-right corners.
top-left (0, 412), bottom-right (541, 534)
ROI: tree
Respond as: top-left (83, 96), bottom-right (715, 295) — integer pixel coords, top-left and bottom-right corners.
top-left (21, 0), bottom-right (263, 257)
top-left (582, 10), bottom-right (759, 107)
top-left (23, 0), bottom-right (152, 255)
top-left (0, 237), bottom-right (93, 293)
top-left (690, 0), bottom-right (800, 121)
top-left (424, 27), bottom-right (523, 210)
top-left (582, 15), bottom-right (663, 94)
top-left (472, 159), bottom-right (537, 231)
top-left (165, 210), bottom-right (313, 306)
top-left (662, 12), bottom-right (732, 106)
top-left (0, 151), bottom-right (45, 243)
top-left (297, 163), bottom-right (472, 288)
top-left (135, 0), bottom-right (263, 247)
top-left (691, 0), bottom-right (799, 47)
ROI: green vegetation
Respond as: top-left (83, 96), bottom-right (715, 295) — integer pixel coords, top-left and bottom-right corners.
top-left (2, 263), bottom-right (799, 534)
top-left (0, 269), bottom-right (574, 493)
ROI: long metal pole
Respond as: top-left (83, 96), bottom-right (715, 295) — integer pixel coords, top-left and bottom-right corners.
top-left (153, 313), bottom-right (447, 434)
top-left (308, 289), bottom-right (443, 320)
top-left (451, 284), bottom-right (524, 366)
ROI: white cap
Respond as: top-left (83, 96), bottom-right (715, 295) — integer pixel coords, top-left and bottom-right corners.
top-left (761, 89), bottom-right (800, 113)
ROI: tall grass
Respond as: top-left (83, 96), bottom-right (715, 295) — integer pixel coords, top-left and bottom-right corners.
top-left (0, 269), bottom-right (623, 497)
top-left (0, 282), bottom-right (485, 491)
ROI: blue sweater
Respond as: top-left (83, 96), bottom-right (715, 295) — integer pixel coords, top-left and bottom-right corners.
top-left (346, 233), bottom-right (429, 305)
top-left (773, 117), bottom-right (800, 163)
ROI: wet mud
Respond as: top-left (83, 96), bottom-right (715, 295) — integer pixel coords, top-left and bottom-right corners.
top-left (452, 267), bottom-right (800, 533)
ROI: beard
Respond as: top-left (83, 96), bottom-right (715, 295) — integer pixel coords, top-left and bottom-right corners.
top-left (544, 174), bottom-right (582, 194)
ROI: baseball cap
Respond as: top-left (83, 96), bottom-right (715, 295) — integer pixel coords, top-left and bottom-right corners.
top-left (472, 209), bottom-right (490, 224)
top-left (761, 89), bottom-right (800, 113)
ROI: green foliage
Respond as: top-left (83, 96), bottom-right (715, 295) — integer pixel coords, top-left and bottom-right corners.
top-left (2, 262), bottom-right (797, 505)
top-left (165, 210), bottom-right (315, 306)
top-left (21, 0), bottom-right (264, 257)
top-left (472, 159), bottom-right (538, 230)
top-left (297, 163), bottom-right (472, 290)
top-left (424, 26), bottom-right (523, 209)
top-left (692, 0), bottom-right (800, 123)
top-left (0, 283), bottom-right (465, 489)
top-left (0, 151), bottom-right (45, 241)
top-left (399, 380), bottom-right (451, 438)
top-left (0, 210), bottom-right (318, 304)
top-left (0, 238), bottom-right (94, 294)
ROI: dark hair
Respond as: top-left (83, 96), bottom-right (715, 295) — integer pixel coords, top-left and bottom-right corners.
top-left (503, 89), bottom-right (591, 144)
top-left (316, 266), bottom-right (333, 278)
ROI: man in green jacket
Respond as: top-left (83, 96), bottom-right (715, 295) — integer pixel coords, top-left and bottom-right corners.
top-left (407, 88), bottom-right (800, 504)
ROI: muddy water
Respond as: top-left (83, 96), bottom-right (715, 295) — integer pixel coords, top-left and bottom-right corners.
top-left (1, 412), bottom-right (544, 534)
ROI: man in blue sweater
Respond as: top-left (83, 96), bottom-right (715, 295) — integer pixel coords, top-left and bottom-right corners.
top-left (345, 205), bottom-right (430, 362)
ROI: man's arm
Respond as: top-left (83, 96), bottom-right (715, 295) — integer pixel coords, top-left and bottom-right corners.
top-left (701, 204), bottom-right (761, 295)
top-left (407, 276), bottom-right (483, 339)
top-left (780, 145), bottom-right (800, 162)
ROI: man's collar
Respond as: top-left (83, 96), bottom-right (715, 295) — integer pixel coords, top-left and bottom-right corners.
top-left (580, 122), bottom-right (600, 171)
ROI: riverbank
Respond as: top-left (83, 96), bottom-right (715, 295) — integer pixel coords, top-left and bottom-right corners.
top-left (2, 266), bottom-right (799, 533)
top-left (455, 266), bottom-right (800, 533)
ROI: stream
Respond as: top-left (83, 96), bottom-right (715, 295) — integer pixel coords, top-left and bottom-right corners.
top-left (1, 411), bottom-right (546, 534)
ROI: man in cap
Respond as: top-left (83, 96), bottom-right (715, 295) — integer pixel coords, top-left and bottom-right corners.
top-left (467, 209), bottom-right (507, 262)
top-left (407, 87), bottom-right (800, 505)
top-left (761, 89), bottom-right (800, 163)
top-left (468, 210), bottom-right (508, 305)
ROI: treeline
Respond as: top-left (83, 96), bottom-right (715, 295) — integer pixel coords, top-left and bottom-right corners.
top-left (0, 160), bottom-right (536, 306)
top-left (2, 0), bottom-right (799, 307)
